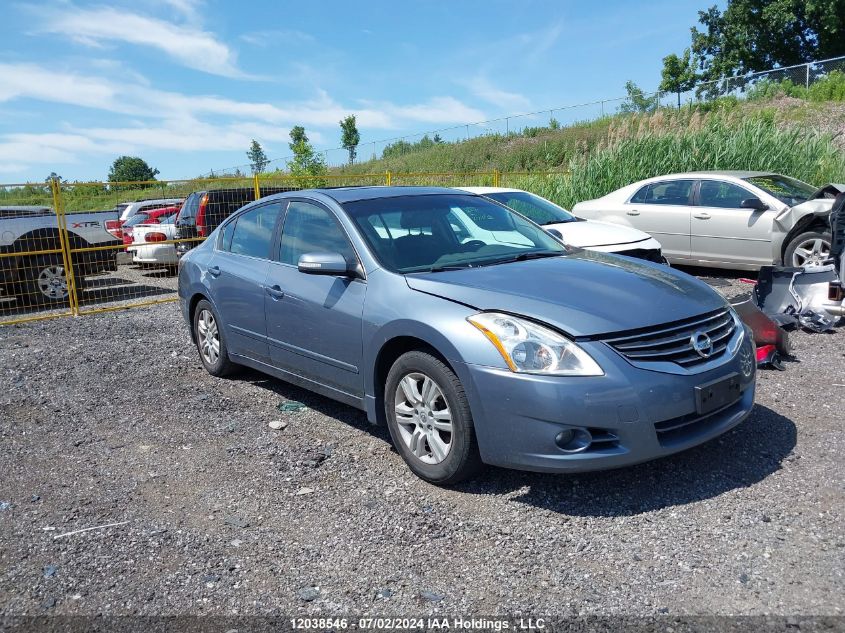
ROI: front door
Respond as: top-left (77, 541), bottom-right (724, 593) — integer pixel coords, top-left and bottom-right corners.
top-left (264, 200), bottom-right (366, 398)
top-left (691, 180), bottom-right (776, 266)
top-left (207, 201), bottom-right (283, 364)
top-left (623, 179), bottom-right (695, 262)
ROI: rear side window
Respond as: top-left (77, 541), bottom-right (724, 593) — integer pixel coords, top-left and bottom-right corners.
top-left (179, 194), bottom-right (200, 220)
top-left (630, 180), bottom-right (694, 205)
top-left (699, 181), bottom-right (757, 208)
top-left (226, 202), bottom-right (283, 259)
top-left (278, 201), bottom-right (357, 266)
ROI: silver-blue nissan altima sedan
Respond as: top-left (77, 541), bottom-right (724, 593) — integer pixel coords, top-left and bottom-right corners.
top-left (178, 186), bottom-right (756, 485)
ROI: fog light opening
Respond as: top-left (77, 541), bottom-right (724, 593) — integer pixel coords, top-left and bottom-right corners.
top-left (555, 427), bottom-right (593, 453)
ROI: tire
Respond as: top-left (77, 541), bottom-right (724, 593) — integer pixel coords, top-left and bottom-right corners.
top-left (784, 230), bottom-right (832, 268)
top-left (193, 299), bottom-right (238, 377)
top-left (19, 254), bottom-right (70, 306)
top-left (384, 351), bottom-right (483, 485)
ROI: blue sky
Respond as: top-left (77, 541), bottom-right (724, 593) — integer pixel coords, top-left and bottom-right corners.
top-left (0, 0), bottom-right (710, 183)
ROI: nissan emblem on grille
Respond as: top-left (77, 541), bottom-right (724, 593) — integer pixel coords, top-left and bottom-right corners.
top-left (601, 309), bottom-right (735, 367)
top-left (690, 331), bottom-right (713, 358)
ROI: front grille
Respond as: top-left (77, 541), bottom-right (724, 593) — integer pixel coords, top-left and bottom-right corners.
top-left (615, 247), bottom-right (664, 263)
top-left (600, 308), bottom-right (736, 367)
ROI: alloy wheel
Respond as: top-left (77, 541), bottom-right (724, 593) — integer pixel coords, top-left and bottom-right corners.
top-left (791, 237), bottom-right (831, 267)
top-left (196, 309), bottom-right (220, 366)
top-left (36, 264), bottom-right (68, 300)
top-left (393, 372), bottom-right (453, 464)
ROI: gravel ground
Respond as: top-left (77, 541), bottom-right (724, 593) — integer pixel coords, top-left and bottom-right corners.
top-left (0, 263), bottom-right (178, 321)
top-left (0, 269), bottom-right (843, 618)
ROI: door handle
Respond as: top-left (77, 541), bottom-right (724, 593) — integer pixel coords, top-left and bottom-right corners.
top-left (207, 265), bottom-right (221, 277)
top-left (626, 210), bottom-right (640, 216)
top-left (694, 212), bottom-right (711, 220)
top-left (265, 284), bottom-right (285, 300)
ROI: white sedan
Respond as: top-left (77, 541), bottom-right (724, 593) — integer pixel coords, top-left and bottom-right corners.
top-left (457, 187), bottom-right (665, 263)
top-left (572, 171), bottom-right (841, 270)
top-left (127, 214), bottom-right (178, 269)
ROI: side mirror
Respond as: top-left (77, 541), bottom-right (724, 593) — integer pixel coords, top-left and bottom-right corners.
top-left (297, 252), bottom-right (350, 276)
top-left (740, 198), bottom-right (768, 211)
top-left (546, 228), bottom-right (564, 240)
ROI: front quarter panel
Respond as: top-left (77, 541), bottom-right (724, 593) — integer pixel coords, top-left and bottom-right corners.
top-left (361, 268), bottom-right (511, 422)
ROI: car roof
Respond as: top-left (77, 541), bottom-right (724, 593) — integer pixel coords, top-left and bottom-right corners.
top-left (309, 186), bottom-right (471, 204)
top-left (649, 170), bottom-right (774, 180)
top-left (454, 186), bottom-right (523, 194)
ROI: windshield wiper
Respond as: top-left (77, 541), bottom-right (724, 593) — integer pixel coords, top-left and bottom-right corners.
top-left (427, 262), bottom-right (475, 273)
top-left (478, 250), bottom-right (563, 266)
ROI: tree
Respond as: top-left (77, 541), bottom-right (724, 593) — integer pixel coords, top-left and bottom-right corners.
top-left (246, 139), bottom-right (269, 174)
top-left (108, 156), bottom-right (159, 183)
top-left (45, 172), bottom-right (64, 184)
top-left (433, 133), bottom-right (443, 143)
top-left (618, 80), bottom-right (658, 114)
top-left (689, 0), bottom-right (845, 87)
top-left (339, 115), bottom-right (360, 164)
top-left (660, 49), bottom-right (698, 108)
top-left (285, 126), bottom-right (326, 184)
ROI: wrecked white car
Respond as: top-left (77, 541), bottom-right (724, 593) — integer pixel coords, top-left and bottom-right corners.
top-left (572, 171), bottom-right (843, 271)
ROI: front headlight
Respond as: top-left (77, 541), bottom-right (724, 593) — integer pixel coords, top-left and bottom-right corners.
top-left (467, 312), bottom-right (603, 376)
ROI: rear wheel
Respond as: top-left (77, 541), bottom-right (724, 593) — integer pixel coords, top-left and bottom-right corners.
top-left (385, 351), bottom-right (483, 485)
top-left (193, 299), bottom-right (237, 377)
top-left (784, 230), bottom-right (832, 268)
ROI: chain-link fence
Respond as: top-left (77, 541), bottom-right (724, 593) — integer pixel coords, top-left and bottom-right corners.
top-left (205, 55), bottom-right (845, 173)
top-left (1, 171), bottom-right (571, 325)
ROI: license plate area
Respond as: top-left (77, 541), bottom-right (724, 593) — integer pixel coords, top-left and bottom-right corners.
top-left (695, 372), bottom-right (741, 415)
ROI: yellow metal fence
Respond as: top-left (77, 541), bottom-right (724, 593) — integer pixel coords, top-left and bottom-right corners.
top-left (0, 171), bottom-right (570, 326)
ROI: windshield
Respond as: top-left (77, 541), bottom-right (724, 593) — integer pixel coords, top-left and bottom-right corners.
top-left (745, 175), bottom-right (817, 206)
top-left (483, 191), bottom-right (578, 224)
top-left (124, 213), bottom-right (151, 227)
top-left (344, 194), bottom-right (568, 273)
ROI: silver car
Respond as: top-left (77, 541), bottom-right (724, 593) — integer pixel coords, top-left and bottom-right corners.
top-left (573, 171), bottom-right (842, 271)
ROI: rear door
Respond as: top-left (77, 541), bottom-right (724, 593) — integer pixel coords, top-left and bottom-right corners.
top-left (622, 180), bottom-right (694, 262)
top-left (264, 199), bottom-right (366, 398)
top-left (205, 201), bottom-right (284, 364)
top-left (690, 179), bottom-right (776, 266)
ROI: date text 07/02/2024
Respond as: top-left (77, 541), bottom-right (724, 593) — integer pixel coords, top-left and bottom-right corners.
top-left (290, 617), bottom-right (547, 630)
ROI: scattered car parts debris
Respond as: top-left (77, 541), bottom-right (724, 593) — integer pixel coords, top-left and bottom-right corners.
top-left (754, 265), bottom-right (843, 332)
top-left (731, 298), bottom-right (791, 370)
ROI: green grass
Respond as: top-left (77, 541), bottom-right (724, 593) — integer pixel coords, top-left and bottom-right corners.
top-left (2, 92), bottom-right (844, 214)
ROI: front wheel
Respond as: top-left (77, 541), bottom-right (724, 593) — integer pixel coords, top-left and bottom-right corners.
top-left (384, 351), bottom-right (483, 485)
top-left (19, 255), bottom-right (70, 306)
top-left (784, 230), bottom-right (832, 268)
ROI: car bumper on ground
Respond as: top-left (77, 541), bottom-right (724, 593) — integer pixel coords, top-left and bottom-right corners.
top-left (458, 329), bottom-right (756, 473)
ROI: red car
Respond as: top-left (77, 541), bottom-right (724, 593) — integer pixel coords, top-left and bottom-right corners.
top-left (121, 206), bottom-right (181, 246)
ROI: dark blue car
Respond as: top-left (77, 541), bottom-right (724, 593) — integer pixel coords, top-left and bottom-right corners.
top-left (178, 187), bottom-right (756, 485)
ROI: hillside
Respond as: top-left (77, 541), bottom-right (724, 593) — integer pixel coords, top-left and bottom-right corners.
top-left (335, 98), bottom-right (845, 209)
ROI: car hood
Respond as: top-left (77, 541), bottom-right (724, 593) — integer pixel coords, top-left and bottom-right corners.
top-left (774, 195), bottom-right (837, 231)
top-left (405, 250), bottom-right (725, 337)
top-left (546, 219), bottom-right (653, 248)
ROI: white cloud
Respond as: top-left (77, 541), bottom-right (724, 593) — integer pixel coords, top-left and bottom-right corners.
top-left (464, 77), bottom-right (530, 112)
top-left (0, 163), bottom-right (28, 175)
top-left (0, 62), bottom-right (484, 129)
top-left (157, 0), bottom-right (203, 20)
top-left (37, 6), bottom-right (248, 78)
top-left (0, 62), bottom-right (487, 173)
